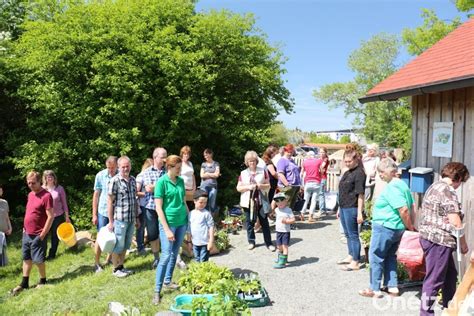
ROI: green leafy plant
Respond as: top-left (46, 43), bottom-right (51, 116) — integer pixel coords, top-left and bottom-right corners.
top-left (214, 230), bottom-right (231, 252)
top-left (236, 278), bottom-right (262, 294)
top-left (178, 262), bottom-right (235, 295)
top-left (397, 262), bottom-right (409, 282)
top-left (360, 229), bottom-right (372, 248)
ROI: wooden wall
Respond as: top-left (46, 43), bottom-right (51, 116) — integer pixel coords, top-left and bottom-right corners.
top-left (411, 86), bottom-right (474, 273)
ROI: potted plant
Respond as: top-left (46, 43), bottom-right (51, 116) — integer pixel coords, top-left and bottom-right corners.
top-left (236, 275), bottom-right (269, 307)
top-left (360, 229), bottom-right (371, 263)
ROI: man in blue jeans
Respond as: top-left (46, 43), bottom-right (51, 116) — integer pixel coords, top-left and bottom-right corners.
top-left (92, 156), bottom-right (117, 273)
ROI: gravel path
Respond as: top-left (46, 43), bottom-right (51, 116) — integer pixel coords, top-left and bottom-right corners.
top-left (211, 215), bottom-right (423, 315)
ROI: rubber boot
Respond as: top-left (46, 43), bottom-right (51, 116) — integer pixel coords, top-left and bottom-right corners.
top-left (273, 254), bottom-right (287, 269)
top-left (274, 252), bottom-right (281, 263)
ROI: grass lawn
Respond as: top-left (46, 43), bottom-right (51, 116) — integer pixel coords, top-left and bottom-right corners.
top-left (0, 234), bottom-right (186, 315)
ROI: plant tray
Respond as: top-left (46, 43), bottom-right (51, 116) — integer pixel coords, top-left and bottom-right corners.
top-left (239, 287), bottom-right (270, 308)
top-left (169, 294), bottom-right (217, 316)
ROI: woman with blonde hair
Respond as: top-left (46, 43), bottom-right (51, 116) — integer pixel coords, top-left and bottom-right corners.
top-left (237, 151), bottom-right (275, 251)
top-left (153, 155), bottom-right (188, 305)
top-left (42, 170), bottom-right (70, 260)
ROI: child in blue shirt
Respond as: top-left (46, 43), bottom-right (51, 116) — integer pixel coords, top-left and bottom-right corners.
top-left (273, 192), bottom-right (295, 268)
top-left (188, 190), bottom-right (214, 262)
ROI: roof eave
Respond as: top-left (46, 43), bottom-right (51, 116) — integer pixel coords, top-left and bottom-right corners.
top-left (359, 76), bottom-right (474, 104)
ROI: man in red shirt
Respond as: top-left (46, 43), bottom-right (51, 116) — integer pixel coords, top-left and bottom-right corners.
top-left (11, 171), bottom-right (54, 295)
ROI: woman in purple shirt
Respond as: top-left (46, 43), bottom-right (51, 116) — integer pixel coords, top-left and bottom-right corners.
top-left (276, 144), bottom-right (302, 211)
top-left (42, 170), bottom-right (70, 260)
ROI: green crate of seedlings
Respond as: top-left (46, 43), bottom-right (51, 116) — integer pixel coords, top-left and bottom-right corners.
top-left (237, 287), bottom-right (270, 308)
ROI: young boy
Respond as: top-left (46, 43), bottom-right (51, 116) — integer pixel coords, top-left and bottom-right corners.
top-left (189, 190), bottom-right (214, 262)
top-left (273, 192), bottom-right (295, 269)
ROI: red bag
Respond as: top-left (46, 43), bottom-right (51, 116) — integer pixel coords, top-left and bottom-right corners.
top-left (397, 231), bottom-right (425, 281)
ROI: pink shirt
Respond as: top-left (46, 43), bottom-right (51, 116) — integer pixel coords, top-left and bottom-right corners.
top-left (302, 158), bottom-right (322, 184)
top-left (45, 185), bottom-right (69, 217)
top-left (24, 189), bottom-right (53, 235)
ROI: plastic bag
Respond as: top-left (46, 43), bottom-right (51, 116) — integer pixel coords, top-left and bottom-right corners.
top-left (397, 231), bottom-right (425, 281)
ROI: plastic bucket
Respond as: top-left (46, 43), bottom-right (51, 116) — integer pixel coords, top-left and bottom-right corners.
top-left (57, 222), bottom-right (77, 247)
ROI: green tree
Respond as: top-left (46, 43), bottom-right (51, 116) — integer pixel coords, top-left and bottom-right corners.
top-left (339, 135), bottom-right (351, 144)
top-left (268, 122), bottom-right (289, 146)
top-left (401, 9), bottom-right (461, 56)
top-left (307, 133), bottom-right (338, 144)
top-left (313, 33), bottom-right (412, 154)
top-left (5, 0), bottom-right (292, 227)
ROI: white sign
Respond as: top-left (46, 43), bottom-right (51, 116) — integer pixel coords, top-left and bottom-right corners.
top-left (432, 122), bottom-right (453, 158)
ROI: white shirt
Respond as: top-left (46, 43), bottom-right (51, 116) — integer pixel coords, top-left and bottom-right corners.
top-left (275, 206), bottom-right (294, 233)
top-left (180, 161), bottom-right (194, 190)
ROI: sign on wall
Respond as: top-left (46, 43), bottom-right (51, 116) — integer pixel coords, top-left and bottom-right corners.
top-left (432, 122), bottom-right (453, 158)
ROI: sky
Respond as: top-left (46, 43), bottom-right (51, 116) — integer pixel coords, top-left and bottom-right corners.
top-left (195, 0), bottom-right (464, 132)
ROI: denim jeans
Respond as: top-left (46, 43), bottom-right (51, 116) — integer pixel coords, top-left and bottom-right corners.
top-left (301, 182), bottom-right (321, 215)
top-left (135, 206), bottom-right (146, 252)
top-left (155, 223), bottom-right (187, 293)
top-left (193, 244), bottom-right (209, 262)
top-left (202, 186), bottom-right (218, 213)
top-left (319, 179), bottom-right (327, 211)
top-left (340, 207), bottom-right (361, 261)
top-left (369, 223), bottom-right (404, 291)
top-left (145, 207), bottom-right (159, 242)
top-left (243, 207), bottom-right (272, 247)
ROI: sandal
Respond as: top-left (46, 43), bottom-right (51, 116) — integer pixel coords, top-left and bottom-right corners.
top-left (10, 285), bottom-right (25, 296)
top-left (336, 259), bottom-right (351, 265)
top-left (359, 289), bottom-right (383, 298)
top-left (340, 265), bottom-right (360, 271)
top-left (381, 287), bottom-right (400, 297)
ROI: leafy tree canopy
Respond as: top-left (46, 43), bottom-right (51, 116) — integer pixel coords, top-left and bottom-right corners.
top-left (3, 0), bottom-right (292, 227)
top-left (313, 33), bottom-right (411, 155)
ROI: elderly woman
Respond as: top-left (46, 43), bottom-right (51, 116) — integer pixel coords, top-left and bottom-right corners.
top-left (276, 144), bottom-right (302, 211)
top-left (358, 158), bottom-right (415, 298)
top-left (337, 150), bottom-right (365, 271)
top-left (200, 148), bottom-right (220, 214)
top-left (153, 155), bottom-right (188, 305)
top-left (42, 170), bottom-right (70, 260)
top-left (237, 151), bottom-right (275, 251)
top-left (419, 162), bottom-right (470, 315)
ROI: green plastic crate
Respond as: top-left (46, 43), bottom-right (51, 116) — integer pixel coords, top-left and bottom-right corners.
top-left (240, 287), bottom-right (270, 308)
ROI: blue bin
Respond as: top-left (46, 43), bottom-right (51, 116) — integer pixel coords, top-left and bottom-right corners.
top-left (398, 160), bottom-right (411, 187)
top-left (409, 167), bottom-right (433, 193)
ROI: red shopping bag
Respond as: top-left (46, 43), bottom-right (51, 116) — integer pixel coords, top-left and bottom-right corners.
top-left (397, 231), bottom-right (425, 281)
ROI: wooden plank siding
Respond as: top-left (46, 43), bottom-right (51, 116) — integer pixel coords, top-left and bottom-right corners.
top-left (411, 86), bottom-right (474, 274)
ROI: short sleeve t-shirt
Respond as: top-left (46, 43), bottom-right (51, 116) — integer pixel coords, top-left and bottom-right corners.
top-left (302, 158), bottom-right (322, 183)
top-left (276, 157), bottom-right (301, 187)
top-left (338, 165), bottom-right (366, 208)
top-left (200, 161), bottom-right (220, 188)
top-left (189, 208), bottom-right (214, 246)
top-left (180, 161), bottom-right (195, 191)
top-left (24, 189), bottom-right (53, 235)
top-left (275, 206), bottom-right (294, 233)
top-left (372, 178), bottom-right (413, 230)
top-left (154, 174), bottom-right (187, 227)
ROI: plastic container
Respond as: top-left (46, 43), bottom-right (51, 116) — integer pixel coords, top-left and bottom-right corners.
top-left (97, 226), bottom-right (116, 253)
top-left (57, 222), bottom-right (77, 247)
top-left (409, 167), bottom-right (434, 193)
top-left (239, 287), bottom-right (270, 308)
top-left (170, 294), bottom-right (217, 316)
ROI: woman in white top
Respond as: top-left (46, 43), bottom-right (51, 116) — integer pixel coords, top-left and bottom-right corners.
top-left (237, 151), bottom-right (275, 251)
top-left (362, 143), bottom-right (380, 202)
top-left (180, 145), bottom-right (196, 211)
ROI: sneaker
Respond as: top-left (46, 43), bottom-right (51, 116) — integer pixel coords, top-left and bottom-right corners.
top-left (112, 269), bottom-right (128, 278)
top-left (163, 282), bottom-right (179, 290)
top-left (248, 244), bottom-right (256, 250)
top-left (152, 293), bottom-right (161, 305)
top-left (121, 268), bottom-right (134, 275)
top-left (94, 264), bottom-right (103, 273)
top-left (152, 259), bottom-right (159, 270)
top-left (267, 245), bottom-right (276, 252)
top-left (10, 285), bottom-right (25, 296)
top-left (176, 260), bottom-right (187, 270)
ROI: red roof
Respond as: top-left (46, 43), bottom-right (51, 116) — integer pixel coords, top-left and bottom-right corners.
top-left (362, 18), bottom-right (474, 101)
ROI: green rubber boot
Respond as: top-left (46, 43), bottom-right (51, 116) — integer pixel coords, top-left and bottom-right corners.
top-left (274, 252), bottom-right (281, 263)
top-left (273, 254), bottom-right (287, 269)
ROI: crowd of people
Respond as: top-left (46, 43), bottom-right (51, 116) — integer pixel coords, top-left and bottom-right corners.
top-left (0, 142), bottom-right (473, 313)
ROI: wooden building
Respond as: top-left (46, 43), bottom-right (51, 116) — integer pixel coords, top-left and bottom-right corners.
top-left (360, 18), bottom-right (474, 271)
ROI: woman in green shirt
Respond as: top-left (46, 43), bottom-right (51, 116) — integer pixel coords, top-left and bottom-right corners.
top-left (153, 155), bottom-right (188, 305)
top-left (359, 158), bottom-right (415, 298)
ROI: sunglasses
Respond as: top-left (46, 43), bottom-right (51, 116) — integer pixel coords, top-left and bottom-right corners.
top-left (274, 198), bottom-right (286, 202)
